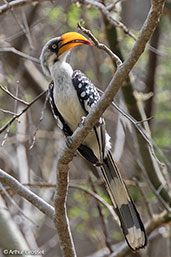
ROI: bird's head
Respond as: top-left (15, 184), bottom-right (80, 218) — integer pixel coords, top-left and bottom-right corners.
top-left (40, 32), bottom-right (91, 77)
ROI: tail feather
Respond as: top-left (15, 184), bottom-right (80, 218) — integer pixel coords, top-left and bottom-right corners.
top-left (101, 151), bottom-right (147, 251)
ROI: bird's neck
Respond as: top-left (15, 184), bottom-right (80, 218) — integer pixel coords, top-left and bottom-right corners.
top-left (49, 51), bottom-right (73, 83)
top-left (50, 59), bottom-right (73, 89)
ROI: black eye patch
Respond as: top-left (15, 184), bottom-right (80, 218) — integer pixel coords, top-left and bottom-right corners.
top-left (49, 43), bottom-right (58, 53)
top-left (48, 39), bottom-right (62, 53)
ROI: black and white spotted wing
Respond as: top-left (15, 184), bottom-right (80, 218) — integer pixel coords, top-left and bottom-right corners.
top-left (72, 70), bottom-right (106, 164)
top-left (72, 70), bottom-right (100, 114)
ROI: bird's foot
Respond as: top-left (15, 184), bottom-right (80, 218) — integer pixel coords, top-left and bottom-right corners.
top-left (78, 116), bottom-right (86, 127)
top-left (95, 117), bottom-right (104, 127)
top-left (66, 136), bottom-right (73, 148)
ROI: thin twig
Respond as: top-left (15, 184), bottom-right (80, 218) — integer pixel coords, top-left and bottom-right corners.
top-left (106, 0), bottom-right (127, 11)
top-left (23, 183), bottom-right (56, 188)
top-left (0, 182), bottom-right (37, 226)
top-left (137, 160), bottom-right (171, 212)
top-left (0, 84), bottom-right (28, 105)
top-left (133, 177), bottom-right (153, 219)
top-left (0, 109), bottom-right (17, 115)
top-left (1, 124), bottom-right (10, 147)
top-left (69, 183), bottom-right (118, 222)
top-left (0, 47), bottom-right (40, 63)
top-left (77, 0), bottom-right (136, 40)
top-left (136, 116), bottom-right (154, 124)
top-left (97, 88), bottom-right (165, 169)
top-left (29, 90), bottom-right (49, 149)
top-left (89, 175), bottom-right (113, 253)
top-left (78, 22), bottom-right (122, 67)
top-left (2, 0), bottom-right (32, 48)
top-left (13, 81), bottom-right (19, 115)
top-left (113, 103), bottom-right (164, 168)
top-left (21, 7), bottom-right (34, 49)
top-left (1, 83), bottom-right (21, 146)
top-left (77, 0), bottom-right (165, 56)
top-left (152, 140), bottom-right (171, 172)
top-left (0, 90), bottom-right (47, 134)
top-left (0, 0), bottom-right (47, 14)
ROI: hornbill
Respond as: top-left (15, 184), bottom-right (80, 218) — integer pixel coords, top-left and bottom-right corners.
top-left (40, 32), bottom-right (147, 251)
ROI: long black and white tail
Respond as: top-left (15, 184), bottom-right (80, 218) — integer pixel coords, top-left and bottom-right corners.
top-left (101, 151), bottom-right (147, 251)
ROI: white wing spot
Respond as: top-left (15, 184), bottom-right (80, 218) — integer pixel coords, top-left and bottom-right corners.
top-left (81, 91), bottom-right (86, 98)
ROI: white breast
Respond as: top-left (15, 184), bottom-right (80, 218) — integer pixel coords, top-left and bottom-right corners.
top-left (51, 61), bottom-right (85, 132)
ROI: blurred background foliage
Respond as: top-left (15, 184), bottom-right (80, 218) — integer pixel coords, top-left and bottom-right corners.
top-left (0, 0), bottom-right (170, 257)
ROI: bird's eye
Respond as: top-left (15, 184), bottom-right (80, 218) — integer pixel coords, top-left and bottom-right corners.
top-left (52, 44), bottom-right (57, 49)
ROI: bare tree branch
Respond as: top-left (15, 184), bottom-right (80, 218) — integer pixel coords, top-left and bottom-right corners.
top-left (137, 160), bottom-right (171, 212)
top-left (78, 0), bottom-right (164, 57)
top-left (29, 91), bottom-right (49, 149)
top-left (78, 22), bottom-right (122, 67)
top-left (77, 0), bottom-right (136, 40)
top-left (0, 182), bottom-right (37, 226)
top-left (54, 1), bottom-right (166, 256)
top-left (5, 181), bottom-right (117, 221)
top-left (21, 8), bottom-right (34, 48)
top-left (89, 175), bottom-right (113, 253)
top-left (0, 196), bottom-right (30, 254)
top-left (2, 0), bottom-right (33, 48)
top-left (106, 0), bottom-right (127, 11)
top-left (0, 90), bottom-right (47, 134)
top-left (54, 160), bottom-right (77, 257)
top-left (0, 47), bottom-right (40, 63)
top-left (0, 108), bottom-right (17, 115)
top-left (0, 84), bottom-right (29, 105)
top-left (0, 0), bottom-right (47, 14)
top-left (0, 169), bottom-right (55, 220)
top-left (0, 171), bottom-right (169, 257)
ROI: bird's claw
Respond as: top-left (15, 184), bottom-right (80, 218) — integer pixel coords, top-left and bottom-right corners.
top-left (78, 116), bottom-right (86, 127)
top-left (66, 136), bottom-right (72, 148)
